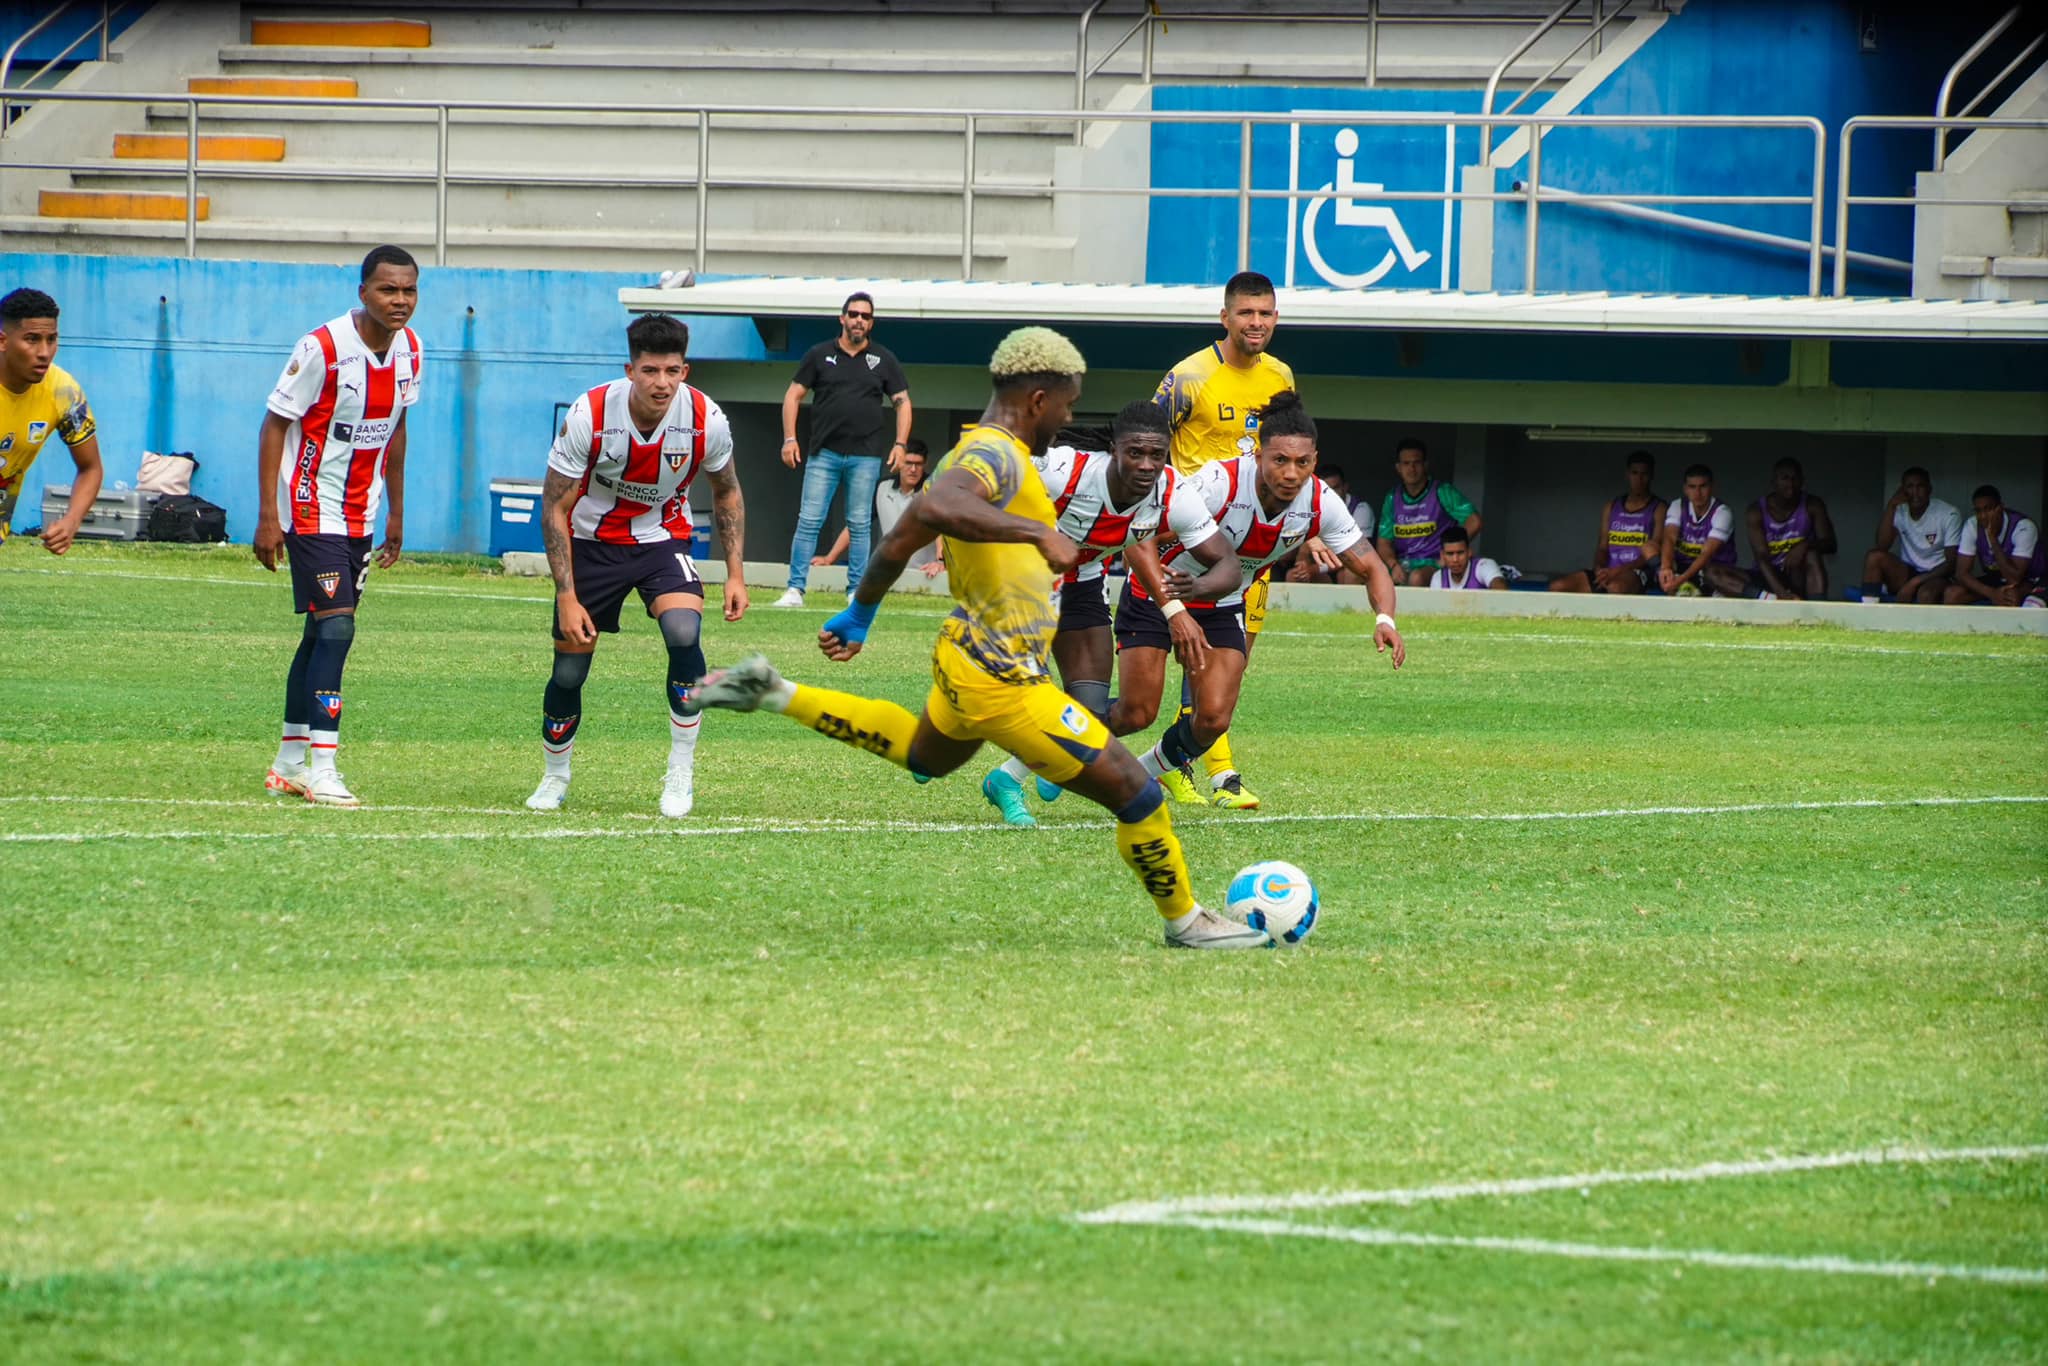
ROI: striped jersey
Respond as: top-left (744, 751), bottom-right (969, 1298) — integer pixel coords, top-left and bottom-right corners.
top-left (547, 378), bottom-right (732, 545)
top-left (268, 313), bottom-right (422, 537)
top-left (1034, 444), bottom-right (1209, 588)
top-left (1147, 456), bottom-right (1363, 609)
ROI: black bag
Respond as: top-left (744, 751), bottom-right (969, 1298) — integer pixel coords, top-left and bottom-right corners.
top-left (146, 494), bottom-right (229, 543)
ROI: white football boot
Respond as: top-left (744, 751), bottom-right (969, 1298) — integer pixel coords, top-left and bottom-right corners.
top-left (659, 764), bottom-right (695, 819)
top-left (303, 769), bottom-right (361, 808)
top-left (1164, 906), bottom-right (1272, 950)
top-left (265, 763), bottom-right (310, 798)
top-left (772, 587), bottom-right (805, 608)
top-left (681, 654), bottom-right (785, 715)
top-left (526, 773), bottom-right (570, 811)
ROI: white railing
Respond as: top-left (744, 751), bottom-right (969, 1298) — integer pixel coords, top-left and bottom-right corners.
top-left (0, 0), bottom-right (130, 133)
top-left (1479, 0), bottom-right (1634, 164)
top-left (0, 89), bottom-right (1831, 294)
top-left (1836, 114), bottom-right (2048, 296)
top-left (1933, 5), bottom-right (2046, 171)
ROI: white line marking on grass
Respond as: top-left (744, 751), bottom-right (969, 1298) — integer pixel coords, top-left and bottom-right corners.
top-left (1077, 1143), bottom-right (2048, 1222)
top-left (1135, 1215), bottom-right (2048, 1287)
top-left (1, 795), bottom-right (2041, 845)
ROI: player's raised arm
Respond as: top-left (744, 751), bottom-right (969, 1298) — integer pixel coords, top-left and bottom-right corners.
top-left (707, 460), bottom-right (747, 622)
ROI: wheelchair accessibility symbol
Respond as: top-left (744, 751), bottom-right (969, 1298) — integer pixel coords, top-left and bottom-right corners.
top-left (1287, 123), bottom-right (1448, 291)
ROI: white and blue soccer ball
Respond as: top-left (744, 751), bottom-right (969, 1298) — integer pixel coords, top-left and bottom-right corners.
top-left (1226, 860), bottom-right (1320, 947)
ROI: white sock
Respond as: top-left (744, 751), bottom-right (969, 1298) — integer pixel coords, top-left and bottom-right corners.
top-left (543, 736), bottom-right (573, 779)
top-left (999, 755), bottom-right (1031, 784)
top-left (669, 712), bottom-right (701, 769)
top-left (308, 730), bottom-right (339, 773)
top-left (761, 679), bottom-right (798, 714)
top-left (276, 730), bottom-right (310, 770)
top-left (1209, 768), bottom-right (1238, 791)
top-left (1138, 742), bottom-right (1170, 780)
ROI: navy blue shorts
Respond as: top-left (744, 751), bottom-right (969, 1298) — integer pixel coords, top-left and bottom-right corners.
top-left (286, 533), bottom-right (371, 614)
top-left (558, 539), bottom-right (702, 639)
top-left (1112, 580), bottom-right (1246, 655)
top-left (1057, 574), bottom-right (1113, 634)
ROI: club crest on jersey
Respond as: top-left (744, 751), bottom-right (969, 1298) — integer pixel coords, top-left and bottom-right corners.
top-left (314, 691), bottom-right (342, 719)
top-left (0, 434), bottom-right (12, 454)
top-left (316, 571), bottom-right (342, 598)
top-left (1059, 704), bottom-right (1091, 737)
top-left (666, 448), bottom-right (688, 472)
top-left (865, 354), bottom-right (880, 370)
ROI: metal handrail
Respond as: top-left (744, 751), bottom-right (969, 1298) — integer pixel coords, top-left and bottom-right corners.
top-left (1529, 182), bottom-right (1910, 276)
top-left (1075, 3), bottom-right (1610, 130)
top-left (1480, 0), bottom-right (1605, 164)
top-left (1490, 0), bottom-right (1632, 132)
top-left (1933, 5), bottom-right (2033, 170)
top-left (1836, 114), bottom-right (2048, 296)
top-left (0, 0), bottom-right (121, 134)
top-left (0, 89), bottom-right (1825, 293)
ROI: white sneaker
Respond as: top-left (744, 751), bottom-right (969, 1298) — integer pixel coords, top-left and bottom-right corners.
top-left (682, 654), bottom-right (784, 715)
top-left (265, 762), bottom-right (309, 798)
top-left (303, 769), bottom-right (361, 808)
top-left (660, 765), bottom-right (695, 818)
top-left (1164, 906), bottom-right (1272, 950)
top-left (526, 773), bottom-right (570, 811)
top-left (773, 587), bottom-right (805, 608)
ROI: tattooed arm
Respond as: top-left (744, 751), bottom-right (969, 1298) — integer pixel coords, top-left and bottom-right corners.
top-left (542, 469), bottom-right (596, 646)
top-left (707, 460), bottom-right (748, 621)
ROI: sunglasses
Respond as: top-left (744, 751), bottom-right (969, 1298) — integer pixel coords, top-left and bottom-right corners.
top-left (844, 310), bottom-right (874, 320)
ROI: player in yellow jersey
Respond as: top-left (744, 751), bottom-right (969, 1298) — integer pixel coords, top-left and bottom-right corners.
top-left (0, 289), bottom-right (105, 553)
top-left (686, 327), bottom-right (1268, 949)
top-left (1148, 270), bottom-right (1296, 811)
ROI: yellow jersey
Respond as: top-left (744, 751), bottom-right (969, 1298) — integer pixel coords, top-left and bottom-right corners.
top-left (0, 363), bottom-right (97, 540)
top-left (930, 422), bottom-right (1058, 685)
top-left (1151, 344), bottom-right (1297, 475)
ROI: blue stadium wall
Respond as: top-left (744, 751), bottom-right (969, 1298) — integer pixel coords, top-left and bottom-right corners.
top-left (1148, 0), bottom-right (1979, 294)
top-left (1, 253), bottom-right (770, 553)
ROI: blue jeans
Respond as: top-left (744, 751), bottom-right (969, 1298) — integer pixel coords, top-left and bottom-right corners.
top-left (786, 447), bottom-right (883, 594)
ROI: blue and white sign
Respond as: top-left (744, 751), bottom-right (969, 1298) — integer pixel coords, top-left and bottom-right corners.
top-left (1284, 117), bottom-right (1455, 291)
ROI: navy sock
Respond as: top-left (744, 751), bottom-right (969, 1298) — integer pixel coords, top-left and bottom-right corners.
top-left (306, 612), bottom-right (355, 738)
top-left (283, 616), bottom-right (316, 732)
top-left (543, 650), bottom-right (592, 761)
top-left (1159, 714), bottom-right (1205, 770)
top-left (659, 608), bottom-right (706, 713)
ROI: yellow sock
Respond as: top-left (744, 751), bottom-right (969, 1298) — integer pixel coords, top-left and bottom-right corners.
top-left (781, 684), bottom-right (920, 770)
top-left (1116, 796), bottom-right (1197, 920)
top-left (1202, 728), bottom-right (1236, 780)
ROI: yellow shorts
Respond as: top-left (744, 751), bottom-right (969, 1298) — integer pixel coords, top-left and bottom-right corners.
top-left (926, 636), bottom-right (1111, 785)
top-left (1244, 572), bottom-right (1270, 635)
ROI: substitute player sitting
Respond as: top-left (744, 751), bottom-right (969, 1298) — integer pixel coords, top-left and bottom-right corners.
top-left (1657, 464), bottom-right (1747, 599)
top-left (1427, 526), bottom-right (1505, 589)
top-left (1114, 391), bottom-right (1405, 793)
top-left (979, 400), bottom-right (1242, 828)
top-left (1744, 457), bottom-right (1837, 601)
top-left (685, 328), bottom-right (1268, 949)
top-left (526, 313), bottom-right (748, 818)
top-left (0, 288), bottom-right (104, 553)
top-left (1549, 450), bottom-right (1663, 594)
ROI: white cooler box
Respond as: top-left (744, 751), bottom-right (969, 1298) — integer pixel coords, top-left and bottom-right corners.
top-left (43, 485), bottom-right (157, 541)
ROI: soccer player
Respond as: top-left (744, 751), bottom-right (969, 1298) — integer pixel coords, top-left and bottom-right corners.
top-left (0, 288), bottom-right (104, 553)
top-left (1375, 437), bottom-right (1482, 587)
top-left (256, 245), bottom-right (421, 808)
top-left (979, 400), bottom-right (1242, 828)
top-left (1744, 457), bottom-right (1837, 601)
top-left (1548, 450), bottom-right (1663, 594)
top-left (1861, 467), bottom-right (1962, 605)
top-left (1428, 526), bottom-right (1506, 589)
top-left (686, 328), bottom-right (1269, 949)
top-left (1656, 463), bottom-right (1746, 599)
top-left (1149, 270), bottom-right (1297, 809)
top-left (526, 313), bottom-right (748, 817)
top-left (1945, 485), bottom-right (2046, 608)
top-left (1113, 392), bottom-right (1405, 792)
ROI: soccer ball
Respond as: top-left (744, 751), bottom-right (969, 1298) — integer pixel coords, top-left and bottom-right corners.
top-left (1226, 860), bottom-right (1320, 947)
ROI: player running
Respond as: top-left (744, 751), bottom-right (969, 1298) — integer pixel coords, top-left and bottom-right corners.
top-left (257, 245), bottom-right (421, 808)
top-left (1149, 270), bottom-right (1297, 809)
top-left (526, 313), bottom-right (748, 818)
top-left (1114, 391), bottom-right (1405, 791)
top-left (0, 288), bottom-right (105, 554)
top-left (979, 400), bottom-right (1242, 828)
top-left (685, 328), bottom-right (1268, 949)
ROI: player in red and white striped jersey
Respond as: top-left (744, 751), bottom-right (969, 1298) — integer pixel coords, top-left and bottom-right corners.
top-left (979, 401), bottom-right (1240, 827)
top-left (527, 313), bottom-right (749, 818)
top-left (1116, 391), bottom-right (1404, 796)
top-left (255, 245), bottom-right (421, 808)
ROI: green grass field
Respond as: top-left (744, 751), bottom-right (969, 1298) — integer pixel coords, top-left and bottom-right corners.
top-left (4, 544), bottom-right (2046, 1362)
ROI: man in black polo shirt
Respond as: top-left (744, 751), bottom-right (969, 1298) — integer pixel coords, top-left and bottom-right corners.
top-left (774, 291), bottom-right (913, 607)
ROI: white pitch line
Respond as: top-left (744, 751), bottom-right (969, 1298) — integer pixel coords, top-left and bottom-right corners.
top-left (1, 795), bottom-right (2042, 846)
top-left (1138, 1215), bottom-right (2048, 1287)
top-left (1076, 1142), bottom-right (2048, 1223)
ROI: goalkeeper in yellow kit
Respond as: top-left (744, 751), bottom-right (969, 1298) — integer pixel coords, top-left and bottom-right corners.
top-left (1149, 270), bottom-right (1298, 810)
top-left (684, 327), bottom-right (1266, 949)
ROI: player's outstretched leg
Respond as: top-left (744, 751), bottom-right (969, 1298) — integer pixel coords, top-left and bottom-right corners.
top-left (528, 647), bottom-right (591, 811)
top-left (686, 654), bottom-right (927, 774)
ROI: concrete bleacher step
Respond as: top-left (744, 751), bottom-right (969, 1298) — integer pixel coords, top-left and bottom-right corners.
top-left (187, 75), bottom-right (357, 98)
top-left (249, 17), bottom-right (432, 48)
top-left (38, 189), bottom-right (208, 221)
top-left (1990, 256), bottom-right (2048, 277)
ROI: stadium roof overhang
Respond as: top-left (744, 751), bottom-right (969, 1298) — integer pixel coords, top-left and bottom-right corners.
top-left (617, 277), bottom-right (2048, 343)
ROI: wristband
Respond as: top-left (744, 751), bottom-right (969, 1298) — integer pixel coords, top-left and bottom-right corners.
top-left (1375, 612), bottom-right (1397, 632)
top-left (1161, 600), bottom-right (1188, 621)
top-left (781, 437), bottom-right (797, 446)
